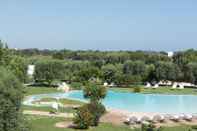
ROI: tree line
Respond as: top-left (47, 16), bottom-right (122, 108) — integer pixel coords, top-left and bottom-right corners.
top-left (1, 42), bottom-right (197, 86)
top-left (11, 47), bottom-right (197, 86)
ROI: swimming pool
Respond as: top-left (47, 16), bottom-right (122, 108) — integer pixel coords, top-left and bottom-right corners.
top-left (24, 90), bottom-right (197, 114)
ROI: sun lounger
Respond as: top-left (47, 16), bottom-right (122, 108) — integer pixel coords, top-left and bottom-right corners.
top-left (141, 116), bottom-right (153, 122)
top-left (152, 84), bottom-right (159, 89)
top-left (170, 115), bottom-right (181, 122)
top-left (192, 114), bottom-right (197, 119)
top-left (153, 115), bottom-right (165, 122)
top-left (124, 116), bottom-right (138, 125)
top-left (183, 114), bottom-right (193, 121)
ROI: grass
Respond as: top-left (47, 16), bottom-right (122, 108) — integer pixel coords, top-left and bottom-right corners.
top-left (24, 86), bottom-right (60, 96)
top-left (38, 98), bottom-right (84, 105)
top-left (22, 105), bottom-right (75, 113)
top-left (27, 115), bottom-right (132, 131)
top-left (26, 115), bottom-right (197, 131)
top-left (110, 86), bottom-right (197, 95)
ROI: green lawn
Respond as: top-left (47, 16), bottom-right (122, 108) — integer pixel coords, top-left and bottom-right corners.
top-left (25, 85), bottom-right (197, 96)
top-left (24, 86), bottom-right (60, 96)
top-left (27, 115), bottom-right (132, 131)
top-left (22, 105), bottom-right (75, 113)
top-left (110, 86), bottom-right (197, 95)
top-left (27, 115), bottom-right (197, 131)
top-left (39, 98), bottom-right (84, 105)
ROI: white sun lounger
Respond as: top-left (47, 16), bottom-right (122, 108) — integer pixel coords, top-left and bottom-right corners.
top-left (170, 115), bottom-right (181, 122)
top-left (183, 114), bottom-right (193, 121)
top-left (153, 115), bottom-right (165, 122)
top-left (141, 116), bottom-right (153, 122)
top-left (124, 116), bottom-right (138, 125)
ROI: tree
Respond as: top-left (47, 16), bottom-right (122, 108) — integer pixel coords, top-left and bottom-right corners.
top-left (77, 66), bottom-right (100, 83)
top-left (101, 64), bottom-right (117, 84)
top-left (123, 60), bottom-right (147, 84)
top-left (0, 40), bottom-right (12, 66)
top-left (154, 61), bottom-right (182, 82)
top-left (7, 56), bottom-right (27, 82)
top-left (0, 67), bottom-right (29, 131)
top-left (74, 83), bottom-right (107, 128)
top-left (83, 82), bottom-right (107, 102)
top-left (185, 62), bottom-right (197, 84)
top-left (34, 59), bottom-right (65, 85)
top-left (52, 52), bottom-right (64, 60)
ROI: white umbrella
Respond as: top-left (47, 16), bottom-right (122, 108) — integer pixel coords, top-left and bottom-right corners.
top-left (52, 102), bottom-right (59, 111)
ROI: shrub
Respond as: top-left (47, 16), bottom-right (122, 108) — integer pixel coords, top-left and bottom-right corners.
top-left (133, 86), bottom-right (142, 93)
top-left (141, 123), bottom-right (156, 131)
top-left (73, 82), bottom-right (107, 129)
top-left (87, 102), bottom-right (106, 126)
top-left (73, 105), bottom-right (94, 129)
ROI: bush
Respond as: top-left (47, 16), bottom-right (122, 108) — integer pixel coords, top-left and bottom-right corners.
top-left (141, 123), bottom-right (156, 131)
top-left (73, 102), bottom-right (106, 129)
top-left (73, 105), bottom-right (94, 129)
top-left (87, 102), bottom-right (106, 126)
top-left (133, 86), bottom-right (142, 93)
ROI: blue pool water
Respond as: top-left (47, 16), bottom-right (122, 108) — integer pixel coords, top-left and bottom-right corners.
top-left (24, 90), bottom-right (197, 114)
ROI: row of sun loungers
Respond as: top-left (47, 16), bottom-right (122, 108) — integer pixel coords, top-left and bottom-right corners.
top-left (125, 114), bottom-right (196, 125)
top-left (144, 85), bottom-right (184, 90)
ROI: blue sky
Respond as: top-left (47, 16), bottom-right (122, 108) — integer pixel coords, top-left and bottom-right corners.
top-left (0, 0), bottom-right (197, 51)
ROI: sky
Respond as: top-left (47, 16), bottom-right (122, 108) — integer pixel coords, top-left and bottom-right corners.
top-left (0, 0), bottom-right (197, 51)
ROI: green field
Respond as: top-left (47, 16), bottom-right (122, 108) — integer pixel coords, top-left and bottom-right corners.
top-left (110, 86), bottom-right (197, 95)
top-left (24, 86), bottom-right (60, 96)
top-left (24, 85), bottom-right (197, 96)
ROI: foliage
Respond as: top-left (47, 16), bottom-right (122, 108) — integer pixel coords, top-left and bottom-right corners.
top-left (77, 66), bottom-right (100, 82)
top-left (70, 82), bottom-right (83, 90)
top-left (73, 104), bottom-right (94, 129)
top-left (34, 59), bottom-right (65, 85)
top-left (123, 60), bottom-right (148, 83)
top-left (73, 102), bottom-right (106, 129)
top-left (133, 86), bottom-right (142, 93)
top-left (74, 83), bottom-right (107, 129)
top-left (4, 40), bottom-right (197, 85)
top-left (86, 102), bottom-right (106, 126)
top-left (184, 62), bottom-right (197, 84)
top-left (101, 64), bottom-right (117, 84)
top-left (154, 61), bottom-right (182, 82)
top-left (141, 123), bottom-right (157, 131)
top-left (0, 67), bottom-right (29, 131)
top-left (7, 56), bottom-right (28, 82)
top-left (83, 82), bottom-right (107, 102)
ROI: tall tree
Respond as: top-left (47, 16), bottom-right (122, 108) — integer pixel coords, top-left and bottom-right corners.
top-left (0, 67), bottom-right (29, 131)
top-left (34, 59), bottom-right (65, 85)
